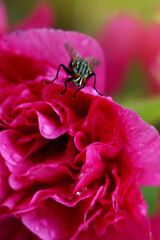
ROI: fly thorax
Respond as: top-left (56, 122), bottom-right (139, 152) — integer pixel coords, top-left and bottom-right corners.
top-left (72, 59), bottom-right (90, 86)
top-left (72, 59), bottom-right (90, 75)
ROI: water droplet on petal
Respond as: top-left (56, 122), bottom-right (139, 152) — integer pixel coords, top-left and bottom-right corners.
top-left (75, 192), bottom-right (81, 196)
top-left (42, 125), bottom-right (53, 135)
top-left (83, 224), bottom-right (88, 231)
top-left (75, 187), bottom-right (88, 197)
top-left (137, 151), bottom-right (142, 156)
top-left (54, 102), bottom-right (60, 108)
top-left (68, 195), bottom-right (74, 200)
top-left (75, 191), bottom-right (81, 196)
top-left (35, 226), bottom-right (40, 232)
top-left (49, 230), bottom-right (55, 239)
top-left (11, 153), bottom-right (22, 162)
top-left (29, 174), bottom-right (36, 180)
top-left (79, 173), bottom-right (84, 179)
top-left (83, 187), bottom-right (87, 191)
top-left (40, 218), bottom-right (48, 227)
top-left (82, 39), bottom-right (88, 45)
top-left (2, 144), bottom-right (7, 150)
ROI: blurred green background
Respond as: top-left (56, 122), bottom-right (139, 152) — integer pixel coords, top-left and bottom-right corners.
top-left (3, 0), bottom-right (160, 216)
top-left (3, 0), bottom-right (160, 35)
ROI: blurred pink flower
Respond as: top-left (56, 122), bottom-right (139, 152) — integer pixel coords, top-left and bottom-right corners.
top-left (98, 11), bottom-right (160, 96)
top-left (98, 14), bottom-right (144, 96)
top-left (0, 29), bottom-right (160, 239)
top-left (140, 21), bottom-right (160, 94)
top-left (0, 0), bottom-right (54, 37)
top-left (0, 1), bottom-right (8, 37)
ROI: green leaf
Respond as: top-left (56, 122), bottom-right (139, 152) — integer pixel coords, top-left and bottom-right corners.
top-left (141, 186), bottom-right (160, 215)
top-left (52, 0), bottom-right (159, 35)
top-left (119, 96), bottom-right (160, 127)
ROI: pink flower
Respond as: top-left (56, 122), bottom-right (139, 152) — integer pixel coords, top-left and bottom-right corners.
top-left (97, 11), bottom-right (160, 96)
top-left (0, 1), bottom-right (54, 37)
top-left (98, 14), bottom-right (145, 96)
top-left (0, 1), bottom-right (8, 37)
top-left (0, 29), bottom-right (160, 239)
top-left (140, 20), bottom-right (160, 94)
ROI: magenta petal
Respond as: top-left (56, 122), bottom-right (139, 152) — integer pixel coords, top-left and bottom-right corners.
top-left (104, 217), bottom-right (151, 240)
top-left (0, 170), bottom-right (10, 200)
top-left (73, 143), bottom-right (106, 193)
top-left (14, 2), bottom-right (54, 30)
top-left (21, 199), bottom-right (86, 240)
top-left (0, 29), bottom-right (105, 94)
top-left (25, 162), bottom-right (71, 184)
top-left (0, 1), bottom-right (8, 37)
top-left (0, 174), bottom-right (10, 201)
top-left (121, 107), bottom-right (160, 185)
top-left (0, 130), bottom-right (26, 171)
top-left (37, 111), bottom-right (67, 139)
top-left (151, 213), bottom-right (160, 240)
top-left (0, 129), bottom-right (46, 173)
top-left (1, 190), bottom-right (29, 212)
top-left (76, 216), bottom-right (151, 240)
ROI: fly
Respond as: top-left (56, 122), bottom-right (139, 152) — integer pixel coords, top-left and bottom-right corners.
top-left (44, 42), bottom-right (103, 98)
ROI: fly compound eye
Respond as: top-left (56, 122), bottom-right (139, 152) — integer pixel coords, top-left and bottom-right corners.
top-left (72, 73), bottom-right (81, 79)
top-left (72, 62), bottom-right (76, 67)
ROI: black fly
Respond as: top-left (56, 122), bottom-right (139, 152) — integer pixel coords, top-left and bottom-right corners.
top-left (44, 43), bottom-right (103, 98)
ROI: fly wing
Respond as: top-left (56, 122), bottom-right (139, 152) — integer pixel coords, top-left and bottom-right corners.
top-left (85, 57), bottom-right (100, 71)
top-left (65, 43), bottom-right (81, 61)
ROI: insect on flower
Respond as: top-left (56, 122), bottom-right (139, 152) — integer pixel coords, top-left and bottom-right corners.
top-left (44, 43), bottom-right (103, 98)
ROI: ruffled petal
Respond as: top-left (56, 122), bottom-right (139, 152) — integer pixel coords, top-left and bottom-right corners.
top-left (121, 107), bottom-right (160, 185)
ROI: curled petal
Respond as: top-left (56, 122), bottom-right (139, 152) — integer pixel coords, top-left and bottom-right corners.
top-left (21, 199), bottom-right (89, 240)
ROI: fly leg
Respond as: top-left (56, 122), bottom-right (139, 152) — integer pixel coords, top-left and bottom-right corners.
top-left (44, 64), bottom-right (72, 84)
top-left (73, 84), bottom-right (86, 98)
top-left (88, 73), bottom-right (103, 96)
top-left (60, 77), bottom-right (72, 95)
